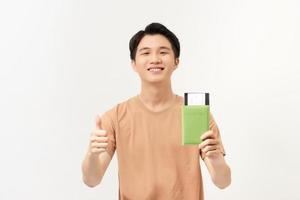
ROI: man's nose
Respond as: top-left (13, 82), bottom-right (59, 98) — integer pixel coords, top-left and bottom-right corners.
top-left (150, 54), bottom-right (162, 64)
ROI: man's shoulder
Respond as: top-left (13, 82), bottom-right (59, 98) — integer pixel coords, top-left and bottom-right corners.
top-left (103, 96), bottom-right (137, 117)
top-left (114, 95), bottom-right (137, 110)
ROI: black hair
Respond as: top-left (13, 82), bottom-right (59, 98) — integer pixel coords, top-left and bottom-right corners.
top-left (129, 23), bottom-right (180, 61)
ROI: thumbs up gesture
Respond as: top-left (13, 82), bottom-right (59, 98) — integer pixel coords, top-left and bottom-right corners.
top-left (88, 115), bottom-right (109, 156)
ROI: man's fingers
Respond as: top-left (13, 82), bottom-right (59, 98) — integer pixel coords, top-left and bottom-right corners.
top-left (201, 130), bottom-right (216, 141)
top-left (95, 115), bottom-right (102, 129)
top-left (88, 116), bottom-right (108, 155)
top-left (93, 129), bottom-right (107, 137)
top-left (91, 142), bottom-right (108, 148)
top-left (90, 129), bottom-right (107, 137)
top-left (200, 130), bottom-right (213, 141)
top-left (201, 145), bottom-right (218, 154)
top-left (91, 148), bottom-right (106, 153)
top-left (198, 139), bottom-right (218, 150)
top-left (90, 135), bottom-right (108, 143)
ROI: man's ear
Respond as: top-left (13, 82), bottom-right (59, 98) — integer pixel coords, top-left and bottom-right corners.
top-left (131, 60), bottom-right (137, 72)
top-left (174, 58), bottom-right (179, 69)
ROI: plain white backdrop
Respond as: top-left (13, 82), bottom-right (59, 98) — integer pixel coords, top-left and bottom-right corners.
top-left (1, 0), bottom-right (299, 199)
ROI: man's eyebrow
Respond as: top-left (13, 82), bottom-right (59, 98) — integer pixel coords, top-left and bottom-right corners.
top-left (159, 46), bottom-right (171, 50)
top-left (138, 47), bottom-right (151, 52)
top-left (138, 46), bottom-right (171, 52)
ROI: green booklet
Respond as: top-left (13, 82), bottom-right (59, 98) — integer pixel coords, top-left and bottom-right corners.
top-left (182, 93), bottom-right (209, 145)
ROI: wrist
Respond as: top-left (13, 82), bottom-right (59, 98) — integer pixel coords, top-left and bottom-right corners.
top-left (86, 151), bottom-right (100, 161)
top-left (204, 152), bottom-right (225, 165)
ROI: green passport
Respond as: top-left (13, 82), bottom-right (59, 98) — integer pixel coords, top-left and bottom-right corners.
top-left (182, 93), bottom-right (210, 145)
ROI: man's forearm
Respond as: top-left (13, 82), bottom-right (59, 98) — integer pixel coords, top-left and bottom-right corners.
top-left (82, 153), bottom-right (104, 187)
top-left (204, 156), bottom-right (231, 189)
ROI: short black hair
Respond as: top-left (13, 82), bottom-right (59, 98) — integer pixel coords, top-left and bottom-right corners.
top-left (129, 23), bottom-right (180, 61)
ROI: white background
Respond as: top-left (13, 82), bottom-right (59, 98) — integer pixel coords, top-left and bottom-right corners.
top-left (1, 0), bottom-right (299, 199)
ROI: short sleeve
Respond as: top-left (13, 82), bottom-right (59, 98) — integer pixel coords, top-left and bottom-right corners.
top-left (100, 107), bottom-right (117, 158)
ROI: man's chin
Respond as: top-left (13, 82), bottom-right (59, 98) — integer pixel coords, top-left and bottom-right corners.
top-left (142, 78), bottom-right (170, 85)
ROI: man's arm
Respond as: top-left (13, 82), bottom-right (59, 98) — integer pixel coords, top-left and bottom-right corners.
top-left (82, 115), bottom-right (114, 187)
top-left (198, 115), bottom-right (231, 189)
top-left (82, 151), bottom-right (112, 187)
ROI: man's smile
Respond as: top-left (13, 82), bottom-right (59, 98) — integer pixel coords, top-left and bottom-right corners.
top-left (147, 67), bottom-right (165, 72)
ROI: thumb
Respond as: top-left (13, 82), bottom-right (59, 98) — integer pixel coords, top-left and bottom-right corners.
top-left (95, 115), bottom-right (102, 129)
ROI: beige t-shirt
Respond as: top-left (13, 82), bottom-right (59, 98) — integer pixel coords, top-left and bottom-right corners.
top-left (100, 95), bottom-right (224, 200)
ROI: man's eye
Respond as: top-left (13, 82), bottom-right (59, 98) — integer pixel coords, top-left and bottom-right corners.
top-left (160, 52), bottom-right (168, 54)
top-left (141, 52), bottom-right (150, 55)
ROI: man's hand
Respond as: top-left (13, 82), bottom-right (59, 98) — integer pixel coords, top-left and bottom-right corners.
top-left (198, 129), bottom-right (231, 189)
top-left (82, 115), bottom-right (112, 187)
top-left (88, 115), bottom-right (109, 156)
top-left (198, 130), bottom-right (223, 160)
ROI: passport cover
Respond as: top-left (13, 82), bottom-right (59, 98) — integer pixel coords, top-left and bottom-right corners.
top-left (182, 105), bottom-right (209, 145)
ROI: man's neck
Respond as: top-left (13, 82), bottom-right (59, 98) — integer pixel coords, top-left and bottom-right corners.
top-left (138, 80), bottom-right (176, 112)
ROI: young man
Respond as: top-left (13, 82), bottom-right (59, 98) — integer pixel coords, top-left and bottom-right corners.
top-left (82, 23), bottom-right (231, 200)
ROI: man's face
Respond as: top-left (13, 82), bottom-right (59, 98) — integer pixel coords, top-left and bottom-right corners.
top-left (131, 34), bottom-right (179, 84)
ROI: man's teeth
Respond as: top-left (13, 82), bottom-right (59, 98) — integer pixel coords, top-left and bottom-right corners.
top-left (149, 68), bottom-right (162, 72)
